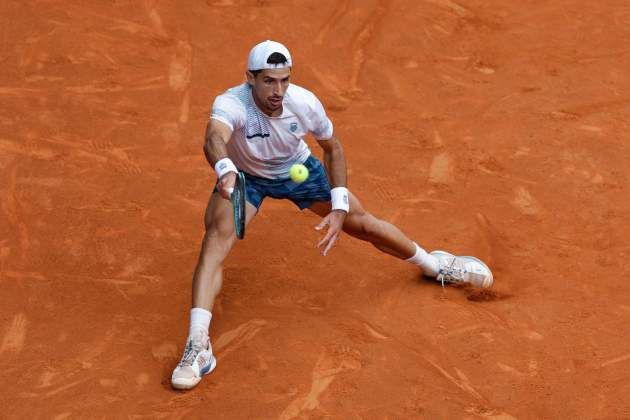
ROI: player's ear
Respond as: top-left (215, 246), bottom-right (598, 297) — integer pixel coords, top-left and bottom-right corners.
top-left (245, 71), bottom-right (255, 86)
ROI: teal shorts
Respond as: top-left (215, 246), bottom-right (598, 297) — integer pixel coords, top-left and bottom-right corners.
top-left (216, 155), bottom-right (332, 210)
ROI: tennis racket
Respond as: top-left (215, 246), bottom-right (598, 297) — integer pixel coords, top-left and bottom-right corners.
top-left (230, 171), bottom-right (246, 239)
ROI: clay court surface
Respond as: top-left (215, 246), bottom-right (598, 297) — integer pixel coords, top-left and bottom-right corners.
top-left (2, 0), bottom-right (630, 418)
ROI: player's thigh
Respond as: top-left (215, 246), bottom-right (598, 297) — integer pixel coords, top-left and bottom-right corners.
top-left (308, 192), bottom-right (371, 234)
top-left (204, 192), bottom-right (258, 237)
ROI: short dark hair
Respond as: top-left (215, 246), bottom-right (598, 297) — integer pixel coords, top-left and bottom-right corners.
top-left (249, 52), bottom-right (289, 77)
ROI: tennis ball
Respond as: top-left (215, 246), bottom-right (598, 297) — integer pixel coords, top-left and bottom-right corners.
top-left (289, 163), bottom-right (309, 183)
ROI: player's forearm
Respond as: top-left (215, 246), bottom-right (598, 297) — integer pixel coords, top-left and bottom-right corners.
top-left (203, 131), bottom-right (229, 167)
top-left (323, 140), bottom-right (347, 188)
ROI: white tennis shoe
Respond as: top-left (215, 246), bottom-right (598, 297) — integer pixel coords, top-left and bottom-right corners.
top-left (430, 250), bottom-right (494, 288)
top-left (171, 332), bottom-right (216, 390)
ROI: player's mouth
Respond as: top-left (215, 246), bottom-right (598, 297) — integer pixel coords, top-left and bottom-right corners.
top-left (268, 96), bottom-right (283, 107)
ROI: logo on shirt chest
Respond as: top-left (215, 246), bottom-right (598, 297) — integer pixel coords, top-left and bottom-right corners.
top-left (290, 122), bottom-right (298, 132)
top-left (246, 131), bottom-right (270, 139)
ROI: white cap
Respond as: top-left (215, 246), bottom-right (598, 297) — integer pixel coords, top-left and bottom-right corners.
top-left (247, 40), bottom-right (292, 71)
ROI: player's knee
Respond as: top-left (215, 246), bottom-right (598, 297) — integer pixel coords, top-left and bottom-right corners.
top-left (205, 223), bottom-right (233, 242)
top-left (202, 222), bottom-right (234, 254)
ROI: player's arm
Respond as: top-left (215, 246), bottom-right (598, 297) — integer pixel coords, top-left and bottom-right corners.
top-left (317, 135), bottom-right (347, 188)
top-left (204, 119), bottom-right (236, 199)
top-left (314, 134), bottom-right (349, 256)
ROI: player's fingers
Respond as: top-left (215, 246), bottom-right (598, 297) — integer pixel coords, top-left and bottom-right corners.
top-left (219, 187), bottom-right (231, 200)
top-left (317, 234), bottom-right (330, 249)
top-left (317, 229), bottom-right (334, 249)
top-left (315, 217), bottom-right (329, 231)
top-left (218, 177), bottom-right (234, 200)
top-left (322, 232), bottom-right (339, 256)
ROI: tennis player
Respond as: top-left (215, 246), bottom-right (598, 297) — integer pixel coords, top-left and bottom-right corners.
top-left (171, 40), bottom-right (493, 390)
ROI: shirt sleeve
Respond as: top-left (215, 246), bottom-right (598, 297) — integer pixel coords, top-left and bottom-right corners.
top-left (210, 94), bottom-right (246, 131)
top-left (308, 94), bottom-right (334, 140)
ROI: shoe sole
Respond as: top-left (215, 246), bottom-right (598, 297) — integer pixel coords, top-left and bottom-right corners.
top-left (431, 250), bottom-right (494, 288)
top-left (171, 356), bottom-right (217, 390)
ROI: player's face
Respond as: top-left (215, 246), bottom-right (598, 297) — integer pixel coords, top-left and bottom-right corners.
top-left (247, 68), bottom-right (291, 115)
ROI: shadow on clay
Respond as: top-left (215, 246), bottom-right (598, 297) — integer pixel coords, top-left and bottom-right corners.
top-left (454, 283), bottom-right (512, 302)
top-left (418, 275), bottom-right (512, 302)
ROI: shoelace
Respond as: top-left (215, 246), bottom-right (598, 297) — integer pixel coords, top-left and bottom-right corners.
top-left (178, 338), bottom-right (205, 367)
top-left (436, 257), bottom-right (464, 288)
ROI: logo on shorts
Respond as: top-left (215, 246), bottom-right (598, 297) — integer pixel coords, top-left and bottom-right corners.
top-left (290, 122), bottom-right (298, 132)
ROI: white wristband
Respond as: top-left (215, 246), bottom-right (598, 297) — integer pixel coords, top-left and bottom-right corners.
top-left (331, 187), bottom-right (350, 212)
top-left (214, 158), bottom-right (238, 178)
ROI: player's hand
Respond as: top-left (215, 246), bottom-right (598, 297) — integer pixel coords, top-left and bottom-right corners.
top-left (218, 171), bottom-right (237, 200)
top-left (315, 210), bottom-right (346, 256)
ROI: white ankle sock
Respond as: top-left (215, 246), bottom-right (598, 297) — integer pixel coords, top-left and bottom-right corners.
top-left (406, 243), bottom-right (439, 277)
top-left (189, 308), bottom-right (212, 337)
